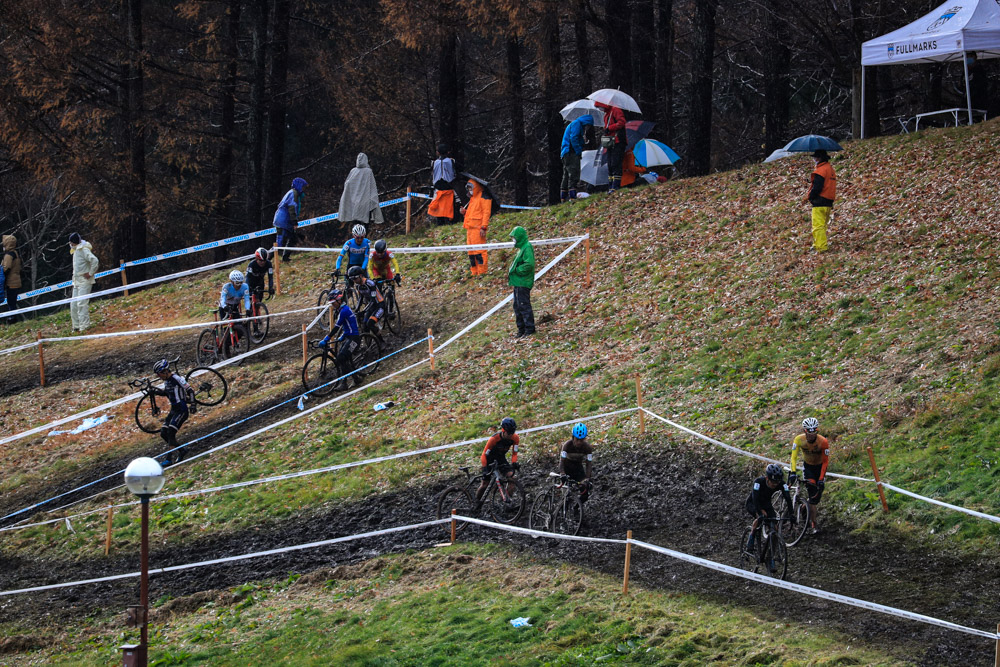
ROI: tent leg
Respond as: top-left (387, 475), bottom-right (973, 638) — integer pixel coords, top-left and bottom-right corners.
top-left (861, 65), bottom-right (866, 140)
top-left (963, 52), bottom-right (973, 126)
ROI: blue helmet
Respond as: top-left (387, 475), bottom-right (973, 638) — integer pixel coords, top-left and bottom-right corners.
top-left (153, 359), bottom-right (170, 374)
top-left (572, 423), bottom-right (588, 439)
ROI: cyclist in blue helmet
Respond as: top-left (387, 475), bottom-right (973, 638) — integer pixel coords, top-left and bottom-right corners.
top-left (560, 423), bottom-right (593, 502)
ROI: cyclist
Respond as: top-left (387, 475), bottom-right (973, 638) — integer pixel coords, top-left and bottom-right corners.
top-left (245, 248), bottom-right (274, 335)
top-left (367, 239), bottom-right (401, 284)
top-left (744, 463), bottom-right (794, 567)
top-left (335, 224), bottom-right (370, 275)
top-left (219, 269), bottom-right (251, 321)
top-left (348, 265), bottom-right (386, 334)
top-left (559, 422), bottom-right (593, 503)
top-left (475, 417), bottom-right (519, 506)
top-left (152, 359), bottom-right (195, 465)
top-left (789, 417), bottom-right (830, 534)
top-left (317, 288), bottom-right (363, 390)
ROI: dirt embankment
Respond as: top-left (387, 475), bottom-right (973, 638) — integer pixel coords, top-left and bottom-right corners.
top-left (0, 442), bottom-right (996, 666)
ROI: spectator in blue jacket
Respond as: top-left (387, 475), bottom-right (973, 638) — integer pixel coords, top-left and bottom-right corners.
top-left (560, 115), bottom-right (594, 203)
top-left (273, 177), bottom-right (308, 262)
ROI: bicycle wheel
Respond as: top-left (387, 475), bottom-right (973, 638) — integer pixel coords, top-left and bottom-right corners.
top-left (554, 495), bottom-right (584, 536)
top-left (773, 490), bottom-right (809, 547)
top-left (528, 489), bottom-right (556, 532)
top-left (185, 367), bottom-right (228, 406)
top-left (317, 288), bottom-right (331, 310)
top-left (436, 486), bottom-right (476, 535)
top-left (249, 302), bottom-right (269, 344)
top-left (764, 532), bottom-right (789, 580)
top-left (302, 351), bottom-right (340, 397)
top-left (222, 323), bottom-right (251, 360)
top-left (196, 328), bottom-right (220, 365)
top-left (487, 477), bottom-right (526, 524)
top-left (345, 283), bottom-right (361, 312)
top-left (353, 333), bottom-right (382, 376)
top-left (134, 394), bottom-right (164, 434)
top-left (738, 526), bottom-right (758, 573)
top-left (385, 291), bottom-right (402, 335)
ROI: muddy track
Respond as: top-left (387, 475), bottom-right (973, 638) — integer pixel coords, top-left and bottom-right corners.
top-left (0, 442), bottom-right (995, 665)
top-left (0, 322), bottom-right (431, 524)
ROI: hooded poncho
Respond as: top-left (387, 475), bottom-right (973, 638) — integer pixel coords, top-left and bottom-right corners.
top-left (339, 153), bottom-right (384, 225)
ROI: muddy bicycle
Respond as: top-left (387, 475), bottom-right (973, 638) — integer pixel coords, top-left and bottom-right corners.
top-left (248, 290), bottom-right (271, 345)
top-left (196, 308), bottom-right (251, 365)
top-left (129, 359), bottom-right (228, 433)
top-left (435, 462), bottom-right (527, 532)
top-left (528, 472), bottom-right (586, 536)
top-left (772, 470), bottom-right (811, 547)
top-left (739, 516), bottom-right (788, 580)
top-left (316, 271), bottom-right (360, 312)
top-left (301, 334), bottom-right (381, 396)
top-left (372, 277), bottom-right (402, 335)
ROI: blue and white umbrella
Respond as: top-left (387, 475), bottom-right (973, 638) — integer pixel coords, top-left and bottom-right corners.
top-left (633, 139), bottom-right (681, 168)
top-left (782, 134), bottom-right (843, 153)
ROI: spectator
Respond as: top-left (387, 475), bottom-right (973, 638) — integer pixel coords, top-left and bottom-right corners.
top-left (274, 177), bottom-right (308, 262)
top-left (69, 232), bottom-right (99, 332)
top-left (508, 226), bottom-right (535, 338)
top-left (805, 150), bottom-right (836, 253)
top-left (2, 234), bottom-right (23, 323)
top-left (594, 101), bottom-right (627, 192)
top-left (621, 148), bottom-right (647, 188)
top-left (560, 115), bottom-right (594, 202)
top-left (459, 175), bottom-right (494, 276)
top-left (339, 153), bottom-right (384, 227)
top-left (428, 143), bottom-right (460, 224)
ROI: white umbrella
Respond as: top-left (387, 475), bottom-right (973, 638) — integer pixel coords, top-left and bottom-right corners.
top-left (764, 148), bottom-right (798, 163)
top-left (586, 88), bottom-right (641, 114)
top-left (560, 99), bottom-right (604, 124)
top-left (580, 150), bottom-right (609, 186)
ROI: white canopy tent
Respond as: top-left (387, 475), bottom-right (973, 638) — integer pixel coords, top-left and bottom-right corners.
top-left (860, 0), bottom-right (1000, 138)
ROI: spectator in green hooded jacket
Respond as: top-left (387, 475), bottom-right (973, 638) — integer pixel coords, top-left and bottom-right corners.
top-left (508, 226), bottom-right (535, 338)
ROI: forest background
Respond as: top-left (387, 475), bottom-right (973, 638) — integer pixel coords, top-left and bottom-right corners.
top-left (1, 0), bottom-right (998, 293)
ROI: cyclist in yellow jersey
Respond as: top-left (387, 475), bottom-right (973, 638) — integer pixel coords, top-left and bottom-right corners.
top-left (367, 239), bottom-right (401, 282)
top-left (789, 417), bottom-right (829, 534)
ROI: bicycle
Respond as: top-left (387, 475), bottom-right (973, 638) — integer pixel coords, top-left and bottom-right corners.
top-left (248, 289), bottom-right (271, 345)
top-left (129, 359), bottom-right (228, 434)
top-left (316, 271), bottom-right (360, 312)
top-left (739, 516), bottom-right (788, 580)
top-left (435, 462), bottom-right (526, 532)
top-left (772, 470), bottom-right (811, 547)
top-left (196, 308), bottom-right (251, 365)
top-left (373, 277), bottom-right (402, 335)
top-left (528, 472), bottom-right (585, 536)
top-left (300, 333), bottom-right (381, 396)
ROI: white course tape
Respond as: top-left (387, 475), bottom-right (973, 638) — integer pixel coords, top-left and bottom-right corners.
top-left (280, 235), bottom-right (585, 255)
top-left (0, 341), bottom-right (41, 357)
top-left (407, 191), bottom-right (540, 210)
top-left (454, 515), bottom-right (626, 545)
top-left (0, 519), bottom-right (450, 597)
top-left (630, 538), bottom-right (998, 640)
top-left (0, 254), bottom-right (252, 320)
top-left (640, 408), bottom-right (779, 465)
top-left (882, 483), bottom-right (1000, 524)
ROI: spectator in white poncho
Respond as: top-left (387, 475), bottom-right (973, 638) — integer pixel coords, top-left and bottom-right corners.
top-left (338, 153), bottom-right (384, 225)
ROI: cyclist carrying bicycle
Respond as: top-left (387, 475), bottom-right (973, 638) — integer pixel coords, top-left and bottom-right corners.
top-left (745, 463), bottom-right (794, 554)
top-left (348, 265), bottom-right (386, 334)
top-left (367, 239), bottom-right (401, 284)
top-left (789, 417), bottom-right (830, 534)
top-left (560, 422), bottom-right (593, 503)
top-left (219, 270), bottom-right (251, 321)
top-left (317, 288), bottom-right (363, 389)
top-left (151, 359), bottom-right (195, 465)
top-left (335, 224), bottom-right (371, 275)
top-left (475, 417), bottom-right (519, 505)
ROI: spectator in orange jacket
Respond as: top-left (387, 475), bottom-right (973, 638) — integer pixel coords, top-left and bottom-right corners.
top-left (460, 177), bottom-right (491, 275)
top-left (621, 149), bottom-right (647, 187)
top-left (594, 101), bottom-right (627, 192)
top-left (805, 150), bottom-right (837, 252)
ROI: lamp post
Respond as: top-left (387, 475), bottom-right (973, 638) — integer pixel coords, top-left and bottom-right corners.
top-left (121, 457), bottom-right (165, 667)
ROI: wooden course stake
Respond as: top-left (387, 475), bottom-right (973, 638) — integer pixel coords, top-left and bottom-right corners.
top-left (105, 506), bottom-right (114, 556)
top-left (405, 187), bottom-right (412, 235)
top-left (584, 238), bottom-right (591, 288)
top-left (273, 242), bottom-right (281, 295)
top-left (622, 530), bottom-right (633, 594)
top-left (120, 260), bottom-right (129, 297)
top-left (636, 376), bottom-right (645, 434)
top-left (37, 331), bottom-right (46, 387)
top-left (428, 328), bottom-right (435, 370)
top-left (450, 509), bottom-right (457, 545)
top-left (302, 323), bottom-right (308, 364)
top-left (867, 446), bottom-right (890, 513)
top-left (994, 622), bottom-right (999, 667)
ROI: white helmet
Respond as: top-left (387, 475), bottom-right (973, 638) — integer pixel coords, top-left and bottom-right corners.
top-left (801, 417), bottom-right (819, 432)
top-left (229, 270), bottom-right (245, 284)
top-left (352, 224), bottom-right (366, 237)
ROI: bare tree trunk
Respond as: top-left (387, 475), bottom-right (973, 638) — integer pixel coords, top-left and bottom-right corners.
top-left (120, 0), bottom-right (147, 278)
top-left (632, 0), bottom-right (656, 116)
top-left (438, 32), bottom-right (460, 163)
top-left (213, 0), bottom-right (241, 261)
top-left (686, 0), bottom-right (717, 176)
top-left (762, 0), bottom-right (790, 153)
top-left (656, 0), bottom-right (674, 142)
top-left (506, 36), bottom-right (529, 205)
top-left (573, 0), bottom-right (593, 98)
top-left (538, 5), bottom-right (563, 205)
top-left (247, 0), bottom-right (269, 230)
top-left (604, 0), bottom-right (632, 91)
top-left (264, 0), bottom-right (290, 216)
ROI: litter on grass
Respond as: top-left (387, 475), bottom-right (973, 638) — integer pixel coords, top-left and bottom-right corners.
top-left (509, 617), bottom-right (532, 628)
top-left (48, 415), bottom-right (112, 436)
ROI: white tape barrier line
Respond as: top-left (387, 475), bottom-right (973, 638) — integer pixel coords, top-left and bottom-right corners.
top-left (280, 235), bottom-right (587, 255)
top-left (2, 407), bottom-right (640, 535)
top-left (0, 519), bottom-right (450, 597)
top-left (454, 515), bottom-right (626, 545)
top-left (0, 304), bottom-right (328, 448)
top-left (630, 539), bottom-right (998, 641)
top-left (641, 407), bottom-right (1000, 525)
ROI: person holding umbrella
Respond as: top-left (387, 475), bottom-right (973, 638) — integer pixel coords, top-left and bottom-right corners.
top-left (460, 174), bottom-right (495, 276)
top-left (560, 115), bottom-right (594, 202)
top-left (805, 150), bottom-right (837, 253)
top-left (594, 101), bottom-right (627, 192)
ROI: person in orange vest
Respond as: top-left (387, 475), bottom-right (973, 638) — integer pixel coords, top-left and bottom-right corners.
top-left (805, 150), bottom-right (836, 252)
top-left (621, 148), bottom-right (647, 188)
top-left (459, 175), bottom-right (493, 276)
